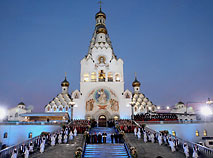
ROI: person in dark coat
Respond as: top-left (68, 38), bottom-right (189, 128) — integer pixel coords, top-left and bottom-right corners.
top-left (98, 132), bottom-right (102, 143)
top-left (102, 132), bottom-right (107, 143)
top-left (94, 133), bottom-right (98, 143)
top-left (111, 133), bottom-right (114, 143)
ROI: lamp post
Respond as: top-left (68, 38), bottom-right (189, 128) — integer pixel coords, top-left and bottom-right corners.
top-left (69, 101), bottom-right (75, 122)
top-left (130, 102), bottom-right (135, 121)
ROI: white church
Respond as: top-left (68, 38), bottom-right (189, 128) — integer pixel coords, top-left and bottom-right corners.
top-left (44, 8), bottom-right (157, 123)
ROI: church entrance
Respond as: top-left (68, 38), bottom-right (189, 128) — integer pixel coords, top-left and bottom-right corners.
top-left (98, 115), bottom-right (106, 127)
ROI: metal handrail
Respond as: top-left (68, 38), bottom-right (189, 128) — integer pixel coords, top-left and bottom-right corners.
top-left (133, 120), bottom-right (213, 158)
top-left (0, 126), bottom-right (62, 158)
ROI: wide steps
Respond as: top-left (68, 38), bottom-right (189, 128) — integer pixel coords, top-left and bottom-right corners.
top-left (84, 144), bottom-right (128, 158)
top-left (83, 127), bottom-right (129, 158)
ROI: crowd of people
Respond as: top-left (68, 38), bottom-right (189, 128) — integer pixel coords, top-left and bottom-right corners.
top-left (134, 113), bottom-right (178, 121)
top-left (116, 119), bottom-right (136, 133)
top-left (71, 120), bottom-right (90, 134)
top-left (133, 127), bottom-right (200, 158)
top-left (10, 125), bottom-right (79, 158)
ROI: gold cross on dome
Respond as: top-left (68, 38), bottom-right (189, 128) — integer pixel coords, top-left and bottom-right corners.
top-left (98, 0), bottom-right (103, 9)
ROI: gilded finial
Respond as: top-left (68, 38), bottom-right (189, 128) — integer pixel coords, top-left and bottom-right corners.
top-left (65, 72), bottom-right (67, 79)
top-left (134, 72), bottom-right (137, 80)
top-left (98, 0), bottom-right (102, 10)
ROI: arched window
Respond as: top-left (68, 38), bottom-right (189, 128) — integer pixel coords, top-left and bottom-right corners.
top-left (115, 74), bottom-right (120, 82)
top-left (3, 132), bottom-right (8, 138)
top-left (98, 70), bottom-right (105, 82)
top-left (114, 116), bottom-right (119, 120)
top-left (83, 73), bottom-right (89, 82)
top-left (53, 107), bottom-right (57, 112)
top-left (15, 113), bottom-right (18, 117)
top-left (108, 72), bottom-right (113, 82)
top-left (125, 93), bottom-right (130, 99)
top-left (47, 106), bottom-right (50, 112)
top-left (91, 72), bottom-right (96, 82)
top-left (59, 107), bottom-right (63, 111)
top-left (28, 132), bottom-right (32, 138)
top-left (65, 107), bottom-right (68, 111)
top-left (196, 130), bottom-right (199, 137)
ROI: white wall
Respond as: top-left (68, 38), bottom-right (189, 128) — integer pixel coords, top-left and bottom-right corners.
top-left (147, 122), bottom-right (213, 143)
top-left (0, 124), bottom-right (61, 146)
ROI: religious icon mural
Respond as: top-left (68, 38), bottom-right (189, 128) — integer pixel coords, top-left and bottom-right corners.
top-left (94, 89), bottom-right (110, 104)
top-left (110, 99), bottom-right (119, 112)
top-left (86, 87), bottom-right (119, 116)
top-left (86, 99), bottom-right (94, 111)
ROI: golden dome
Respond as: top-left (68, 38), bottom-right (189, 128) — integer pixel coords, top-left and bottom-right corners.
top-left (61, 77), bottom-right (69, 87)
top-left (132, 78), bottom-right (141, 87)
top-left (96, 24), bottom-right (107, 34)
top-left (95, 9), bottom-right (106, 19)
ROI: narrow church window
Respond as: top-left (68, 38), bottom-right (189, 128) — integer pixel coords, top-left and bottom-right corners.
top-left (3, 132), bottom-right (8, 138)
top-left (59, 107), bottom-right (63, 111)
top-left (91, 72), bottom-right (96, 82)
top-left (47, 106), bottom-right (50, 112)
top-left (84, 74), bottom-right (89, 82)
top-left (66, 107), bottom-right (68, 111)
top-left (115, 74), bottom-right (120, 82)
top-left (28, 132), bottom-right (32, 138)
top-left (99, 70), bottom-right (105, 82)
top-left (108, 72), bottom-right (113, 82)
top-left (53, 107), bottom-right (57, 112)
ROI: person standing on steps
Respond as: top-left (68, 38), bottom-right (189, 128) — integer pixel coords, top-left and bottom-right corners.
top-left (111, 133), bottom-right (114, 143)
top-left (98, 132), bottom-right (102, 143)
top-left (102, 131), bottom-right (107, 143)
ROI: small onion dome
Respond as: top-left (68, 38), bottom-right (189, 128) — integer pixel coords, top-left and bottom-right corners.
top-left (18, 102), bottom-right (25, 105)
top-left (95, 9), bottom-right (106, 19)
top-left (132, 78), bottom-right (141, 87)
top-left (177, 101), bottom-right (184, 105)
top-left (61, 77), bottom-right (69, 87)
top-left (96, 24), bottom-right (107, 34)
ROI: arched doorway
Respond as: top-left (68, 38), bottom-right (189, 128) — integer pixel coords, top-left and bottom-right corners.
top-left (98, 115), bottom-right (106, 127)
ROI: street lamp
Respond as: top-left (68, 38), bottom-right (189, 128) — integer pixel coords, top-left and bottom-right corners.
top-left (166, 106), bottom-right (170, 110)
top-left (157, 106), bottom-right (161, 110)
top-left (129, 102), bottom-right (135, 120)
top-left (69, 101), bottom-right (75, 122)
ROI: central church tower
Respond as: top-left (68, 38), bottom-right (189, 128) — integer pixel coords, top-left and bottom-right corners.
top-left (72, 8), bottom-right (132, 122)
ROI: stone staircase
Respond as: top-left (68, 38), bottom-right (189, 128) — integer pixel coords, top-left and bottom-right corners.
top-left (83, 127), bottom-right (130, 158)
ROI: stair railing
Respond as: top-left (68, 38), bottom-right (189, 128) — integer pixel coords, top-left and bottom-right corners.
top-left (0, 127), bottom-right (61, 158)
top-left (133, 120), bottom-right (213, 158)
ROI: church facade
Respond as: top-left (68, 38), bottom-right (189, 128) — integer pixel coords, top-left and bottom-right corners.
top-left (44, 8), bottom-right (158, 123)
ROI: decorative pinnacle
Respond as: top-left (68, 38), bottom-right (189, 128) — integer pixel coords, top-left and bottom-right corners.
top-left (98, 0), bottom-right (102, 10)
top-left (65, 72), bottom-right (67, 79)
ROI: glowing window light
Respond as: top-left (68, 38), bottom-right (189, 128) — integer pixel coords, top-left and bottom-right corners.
top-left (157, 106), bottom-right (161, 110)
top-left (196, 130), bottom-right (199, 137)
top-left (166, 106), bottom-right (170, 110)
top-left (172, 131), bottom-right (176, 136)
top-left (3, 132), bottom-right (8, 138)
top-left (83, 73), bottom-right (89, 82)
top-left (204, 130), bottom-right (207, 136)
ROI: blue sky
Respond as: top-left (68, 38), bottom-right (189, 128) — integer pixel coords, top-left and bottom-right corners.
top-left (0, 0), bottom-right (213, 112)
